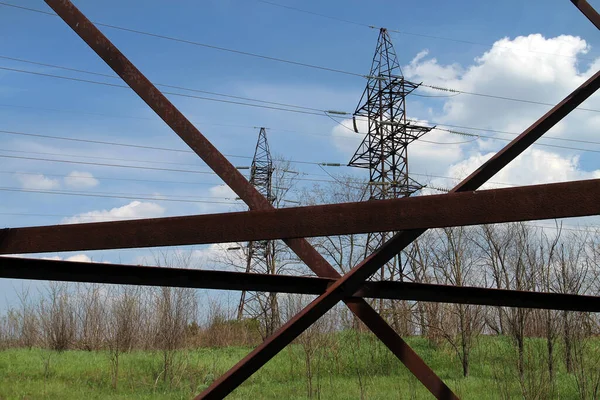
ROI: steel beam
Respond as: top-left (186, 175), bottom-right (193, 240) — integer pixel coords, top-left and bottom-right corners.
top-left (4, 256), bottom-right (600, 312)
top-left (571, 0), bottom-right (600, 29)
top-left (199, 69), bottom-right (600, 398)
top-left (0, 256), bottom-right (331, 294)
top-left (44, 1), bottom-right (456, 397)
top-left (4, 178), bottom-right (600, 255)
top-left (359, 281), bottom-right (600, 313)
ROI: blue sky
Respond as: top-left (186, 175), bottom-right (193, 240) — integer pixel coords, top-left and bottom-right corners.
top-left (1, 0), bottom-right (599, 309)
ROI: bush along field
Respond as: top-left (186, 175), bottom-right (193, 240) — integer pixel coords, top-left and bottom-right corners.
top-left (1, 333), bottom-right (600, 399)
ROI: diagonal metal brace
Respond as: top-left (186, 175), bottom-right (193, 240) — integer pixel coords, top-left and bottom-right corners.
top-left (42, 0), bottom-right (457, 398)
top-left (199, 67), bottom-right (600, 398)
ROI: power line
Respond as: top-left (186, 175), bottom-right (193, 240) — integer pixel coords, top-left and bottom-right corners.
top-left (343, 116), bottom-right (600, 155)
top-left (5, 94), bottom-right (600, 151)
top-left (0, 55), bottom-right (325, 113)
top-left (2, 171), bottom-right (221, 187)
top-left (256, 0), bottom-right (597, 62)
top-left (3, 64), bottom-right (598, 144)
top-left (257, 0), bottom-right (373, 29)
top-left (431, 126), bottom-right (600, 155)
top-left (4, 57), bottom-right (600, 141)
top-left (0, 157), bottom-right (574, 196)
top-left (0, 186), bottom-right (239, 204)
top-left (1, 163), bottom-right (595, 215)
top-left (0, 102), bottom-right (156, 121)
top-left (421, 84), bottom-right (600, 113)
top-left (13, 186), bottom-right (238, 201)
top-left (0, 211), bottom-right (182, 222)
top-left (0, 2), bottom-right (364, 78)
top-left (0, 153), bottom-right (342, 185)
top-left (0, 129), bottom-right (336, 165)
top-left (0, 148), bottom-right (216, 170)
top-left (3, 55), bottom-right (599, 116)
top-left (3, 124), bottom-right (599, 181)
top-left (1, 4), bottom-right (598, 112)
top-left (427, 121), bottom-right (600, 146)
top-left (0, 153), bottom-right (218, 175)
top-left (0, 66), bottom-right (329, 117)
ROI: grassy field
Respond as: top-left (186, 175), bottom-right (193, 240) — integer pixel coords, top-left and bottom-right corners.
top-left (0, 334), bottom-right (597, 399)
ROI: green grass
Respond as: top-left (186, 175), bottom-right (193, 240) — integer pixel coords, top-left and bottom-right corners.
top-left (0, 334), bottom-right (598, 399)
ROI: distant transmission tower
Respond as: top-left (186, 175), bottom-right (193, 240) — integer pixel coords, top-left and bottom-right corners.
top-left (237, 127), bottom-right (280, 335)
top-left (348, 28), bottom-right (433, 300)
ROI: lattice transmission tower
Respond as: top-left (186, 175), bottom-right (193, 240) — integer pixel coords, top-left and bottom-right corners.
top-left (237, 127), bottom-right (280, 335)
top-left (348, 28), bottom-right (434, 290)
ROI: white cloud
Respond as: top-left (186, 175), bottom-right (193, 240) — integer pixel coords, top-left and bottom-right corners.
top-left (430, 148), bottom-right (600, 191)
top-left (41, 254), bottom-right (93, 263)
top-left (404, 34), bottom-right (600, 145)
top-left (64, 254), bottom-right (93, 263)
top-left (209, 184), bottom-right (236, 199)
top-left (330, 117), bottom-right (363, 155)
top-left (16, 173), bottom-right (60, 190)
top-left (64, 171), bottom-right (99, 188)
top-left (62, 201), bottom-right (165, 224)
top-left (132, 243), bottom-right (241, 271)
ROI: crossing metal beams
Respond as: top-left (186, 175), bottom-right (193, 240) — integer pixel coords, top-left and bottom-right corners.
top-left (3, 178), bottom-right (600, 255)
top-left (0, 1), bottom-right (597, 399)
top-left (40, 1), bottom-right (457, 397)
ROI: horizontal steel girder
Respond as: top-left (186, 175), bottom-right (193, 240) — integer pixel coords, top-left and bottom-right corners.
top-left (2, 256), bottom-right (599, 312)
top-left (2, 178), bottom-right (600, 255)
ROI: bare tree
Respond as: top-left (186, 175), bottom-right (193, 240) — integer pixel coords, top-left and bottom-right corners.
top-left (105, 285), bottom-right (142, 389)
top-left (38, 282), bottom-right (76, 351)
top-left (77, 283), bottom-right (105, 351)
top-left (16, 285), bottom-right (38, 348)
top-left (552, 231), bottom-right (591, 374)
top-left (476, 223), bottom-right (537, 378)
top-left (537, 226), bottom-right (561, 379)
top-left (572, 314), bottom-right (600, 399)
top-left (430, 227), bottom-right (484, 377)
top-left (404, 232), bottom-right (441, 345)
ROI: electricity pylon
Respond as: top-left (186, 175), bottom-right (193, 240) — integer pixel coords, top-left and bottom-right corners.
top-left (348, 28), bottom-right (434, 330)
top-left (237, 127), bottom-right (280, 336)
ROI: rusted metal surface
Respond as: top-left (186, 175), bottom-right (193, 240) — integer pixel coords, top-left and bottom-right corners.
top-left (198, 69), bottom-right (600, 398)
top-left (0, 256), bottom-right (331, 294)
top-left (4, 256), bottom-right (600, 312)
top-left (44, 1), bottom-right (456, 397)
top-left (571, 0), bottom-right (600, 29)
top-left (4, 178), bottom-right (600, 255)
top-left (359, 282), bottom-right (600, 313)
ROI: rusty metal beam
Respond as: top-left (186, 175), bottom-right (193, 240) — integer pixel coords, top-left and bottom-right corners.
top-left (4, 256), bottom-right (600, 313)
top-left (199, 69), bottom-right (600, 398)
top-left (43, 1), bottom-right (456, 398)
top-left (4, 178), bottom-right (600, 255)
top-left (571, 0), bottom-right (600, 29)
top-left (358, 281), bottom-right (600, 313)
top-left (0, 256), bottom-right (331, 294)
